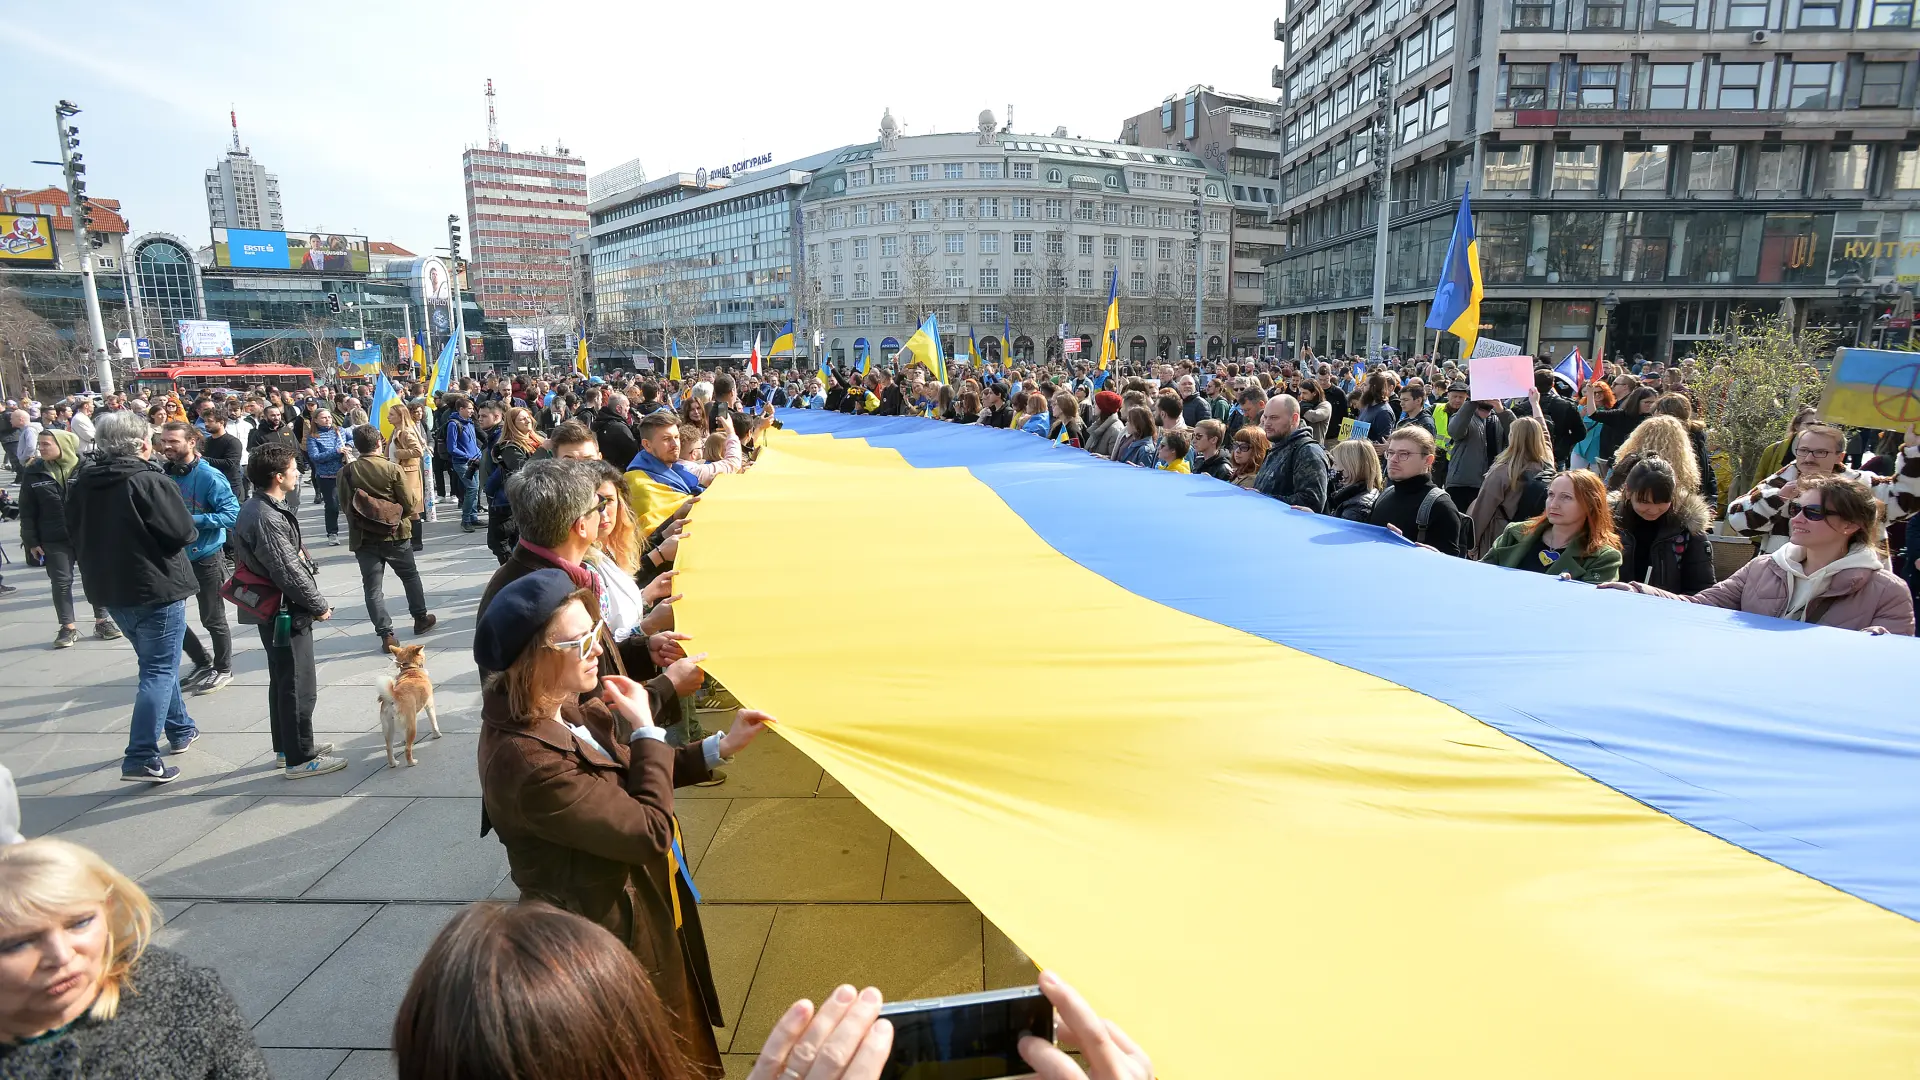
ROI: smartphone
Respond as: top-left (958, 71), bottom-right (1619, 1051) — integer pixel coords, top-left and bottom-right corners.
top-left (877, 985), bottom-right (1053, 1080)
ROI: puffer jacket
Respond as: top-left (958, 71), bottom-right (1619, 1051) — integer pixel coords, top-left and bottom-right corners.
top-left (64, 453), bottom-right (198, 610)
top-left (1251, 426), bottom-right (1329, 513)
top-left (230, 492), bottom-right (329, 628)
top-left (17, 456), bottom-right (75, 551)
top-left (1622, 541), bottom-right (1913, 634)
top-left (1611, 491), bottom-right (1714, 595)
top-left (1325, 481), bottom-right (1378, 522)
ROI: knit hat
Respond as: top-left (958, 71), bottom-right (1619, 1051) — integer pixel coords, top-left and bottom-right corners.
top-left (473, 569), bottom-right (580, 673)
top-left (1094, 390), bottom-right (1123, 416)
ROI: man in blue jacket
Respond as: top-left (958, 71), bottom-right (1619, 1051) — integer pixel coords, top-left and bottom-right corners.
top-left (443, 395), bottom-right (482, 533)
top-left (159, 422), bottom-right (241, 695)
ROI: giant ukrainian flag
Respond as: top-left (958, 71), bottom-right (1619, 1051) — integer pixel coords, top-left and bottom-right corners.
top-left (1425, 185), bottom-right (1483, 357)
top-left (676, 412), bottom-right (1920, 1080)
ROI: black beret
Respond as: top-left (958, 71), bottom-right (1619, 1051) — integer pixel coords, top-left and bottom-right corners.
top-left (473, 569), bottom-right (579, 673)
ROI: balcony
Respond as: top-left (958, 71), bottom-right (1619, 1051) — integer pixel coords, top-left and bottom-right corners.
top-left (1233, 132), bottom-right (1285, 156)
top-left (1502, 108), bottom-right (1788, 128)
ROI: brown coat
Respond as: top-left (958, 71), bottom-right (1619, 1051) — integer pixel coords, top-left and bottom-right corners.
top-left (335, 454), bottom-right (416, 550)
top-left (386, 423), bottom-right (427, 509)
top-left (477, 689), bottom-right (724, 1077)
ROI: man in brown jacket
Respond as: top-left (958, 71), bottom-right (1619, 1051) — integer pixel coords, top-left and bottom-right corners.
top-left (337, 424), bottom-right (436, 651)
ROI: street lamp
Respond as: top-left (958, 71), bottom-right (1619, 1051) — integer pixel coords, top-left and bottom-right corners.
top-left (1836, 272), bottom-right (1869, 348)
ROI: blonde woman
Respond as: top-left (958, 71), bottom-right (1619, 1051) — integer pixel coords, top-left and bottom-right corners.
top-left (1606, 414), bottom-right (1701, 497)
top-left (0, 839), bottom-right (266, 1075)
top-left (387, 400), bottom-right (428, 552)
top-left (1325, 439), bottom-right (1383, 521)
top-left (485, 407), bottom-right (542, 564)
top-left (1468, 416), bottom-right (1556, 559)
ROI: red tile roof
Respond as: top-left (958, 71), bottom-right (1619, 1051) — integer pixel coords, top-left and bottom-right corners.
top-left (0, 187), bottom-right (128, 233)
top-left (368, 241), bottom-right (414, 256)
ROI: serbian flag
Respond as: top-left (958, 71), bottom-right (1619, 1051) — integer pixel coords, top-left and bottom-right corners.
top-left (748, 333), bottom-right (762, 377)
top-left (1554, 348), bottom-right (1592, 388)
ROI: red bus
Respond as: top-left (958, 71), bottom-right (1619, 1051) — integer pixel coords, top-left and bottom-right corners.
top-left (128, 362), bottom-right (316, 401)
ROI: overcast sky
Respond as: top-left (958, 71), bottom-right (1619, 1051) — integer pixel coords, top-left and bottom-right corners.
top-left (2, 1), bottom-right (1280, 257)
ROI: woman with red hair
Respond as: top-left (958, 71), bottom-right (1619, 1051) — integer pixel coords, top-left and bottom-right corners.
top-left (1480, 469), bottom-right (1622, 583)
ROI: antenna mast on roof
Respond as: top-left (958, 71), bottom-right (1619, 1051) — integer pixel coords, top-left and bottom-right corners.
top-left (230, 107), bottom-right (242, 153)
top-left (485, 79), bottom-right (500, 151)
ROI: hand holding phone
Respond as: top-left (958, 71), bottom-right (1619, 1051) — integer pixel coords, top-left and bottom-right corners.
top-left (749, 985), bottom-right (893, 1080)
top-left (1019, 971), bottom-right (1152, 1080)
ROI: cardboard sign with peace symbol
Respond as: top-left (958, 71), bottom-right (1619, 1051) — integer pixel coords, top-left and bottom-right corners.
top-left (1819, 348), bottom-right (1920, 430)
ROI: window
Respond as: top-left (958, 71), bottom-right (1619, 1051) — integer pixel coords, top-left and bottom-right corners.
top-left (1861, 63), bottom-right (1906, 107)
top-left (944, 197), bottom-right (965, 219)
top-left (849, 170), bottom-right (869, 188)
top-left (1429, 82), bottom-right (1453, 128)
top-left (1046, 233), bottom-right (1066, 255)
top-left (1157, 238), bottom-right (1176, 260)
top-left (1013, 197), bottom-right (1034, 218)
top-left (1432, 8), bottom-right (1456, 51)
top-left (1131, 236), bottom-right (1148, 259)
top-left (910, 199), bottom-right (932, 220)
top-left (943, 163), bottom-right (965, 180)
top-left (1207, 211), bottom-right (1227, 232)
top-left (1401, 29), bottom-right (1428, 74)
top-left (1013, 232), bottom-right (1034, 253)
top-left (1161, 100), bottom-right (1175, 131)
top-left (854, 273), bottom-right (870, 296)
top-left (1044, 198), bottom-right (1066, 220)
top-left (980, 162), bottom-right (1003, 180)
top-left (1725, 0), bottom-right (1769, 25)
top-left (1578, 64), bottom-right (1620, 108)
top-left (1013, 266), bottom-right (1034, 290)
top-left (1208, 270), bottom-right (1224, 294)
top-left (979, 266), bottom-right (1001, 289)
top-left (881, 201), bottom-right (902, 222)
top-left (875, 166), bottom-right (897, 184)
top-left (1895, 149), bottom-right (1920, 190)
top-left (883, 307), bottom-right (901, 325)
top-left (1078, 269), bottom-right (1094, 290)
top-left (854, 205), bottom-right (871, 226)
top-left (1484, 144), bottom-right (1535, 189)
top-left (1210, 241), bottom-right (1226, 264)
top-left (855, 307), bottom-right (871, 326)
top-left (1078, 235), bottom-right (1096, 256)
top-left (1400, 97), bottom-right (1425, 141)
top-left (851, 237), bottom-right (869, 259)
top-left (910, 233), bottom-right (933, 256)
top-left (832, 307), bottom-right (845, 326)
top-left (946, 267), bottom-right (966, 289)
top-left (1506, 63), bottom-right (1550, 108)
top-left (830, 209), bottom-right (847, 229)
top-left (980, 303), bottom-right (999, 322)
top-left (1689, 145), bottom-right (1738, 190)
top-left (879, 235), bottom-right (899, 258)
top-left (1184, 98), bottom-right (1198, 138)
top-left (1047, 168), bottom-right (1064, 183)
top-left (909, 164), bottom-right (929, 181)
top-left (880, 269), bottom-right (900, 293)
top-left (1653, 0), bottom-right (1697, 24)
top-left (1076, 199), bottom-right (1097, 221)
top-left (1582, 0), bottom-right (1626, 25)
top-left (980, 197), bottom-right (1000, 219)
top-left (1104, 236), bottom-right (1121, 258)
top-left (1012, 161), bottom-right (1035, 179)
top-left (1648, 63), bottom-right (1694, 108)
top-left (1827, 146), bottom-right (1871, 190)
top-left (831, 274), bottom-right (844, 297)
top-left (1870, 0), bottom-right (1913, 23)
top-left (1717, 63), bottom-right (1764, 109)
top-left (1795, 0), bottom-right (1839, 23)
top-left (1157, 270), bottom-right (1174, 290)
top-left (1130, 204), bottom-right (1149, 226)
top-left (945, 232), bottom-right (965, 254)
top-left (1755, 144), bottom-right (1806, 192)
top-left (1552, 145), bottom-right (1601, 190)
top-left (1159, 174), bottom-right (1177, 191)
top-left (1786, 62), bottom-right (1834, 108)
top-left (1621, 145), bottom-right (1671, 191)
top-left (830, 239), bottom-right (843, 260)
top-left (981, 232), bottom-right (1000, 253)
top-left (1512, 0), bottom-right (1555, 24)
top-left (1104, 203), bottom-right (1120, 224)
top-left (1130, 269), bottom-right (1147, 292)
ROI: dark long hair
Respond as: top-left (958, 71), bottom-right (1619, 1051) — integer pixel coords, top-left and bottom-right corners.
top-left (394, 901), bottom-right (694, 1080)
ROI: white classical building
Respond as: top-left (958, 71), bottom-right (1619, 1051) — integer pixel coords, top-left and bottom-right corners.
top-left (798, 110), bottom-right (1237, 366)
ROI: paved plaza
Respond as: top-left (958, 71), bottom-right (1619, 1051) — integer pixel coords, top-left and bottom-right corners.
top-left (0, 491), bottom-right (1033, 1079)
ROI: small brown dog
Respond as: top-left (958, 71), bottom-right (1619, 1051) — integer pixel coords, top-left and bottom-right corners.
top-left (378, 643), bottom-right (440, 767)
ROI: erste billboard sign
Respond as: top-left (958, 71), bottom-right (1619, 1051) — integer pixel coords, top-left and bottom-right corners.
top-left (212, 228), bottom-right (370, 273)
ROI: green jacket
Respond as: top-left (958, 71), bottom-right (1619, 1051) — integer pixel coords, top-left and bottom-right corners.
top-left (335, 454), bottom-right (417, 549)
top-left (1480, 520), bottom-right (1622, 584)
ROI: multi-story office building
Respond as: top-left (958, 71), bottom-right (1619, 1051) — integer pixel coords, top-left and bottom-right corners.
top-left (587, 159), bottom-right (825, 359)
top-left (205, 117), bottom-right (284, 232)
top-left (462, 145), bottom-right (588, 332)
top-left (1119, 87), bottom-right (1289, 353)
top-left (1264, 0), bottom-right (1920, 364)
top-left (798, 110), bottom-right (1234, 366)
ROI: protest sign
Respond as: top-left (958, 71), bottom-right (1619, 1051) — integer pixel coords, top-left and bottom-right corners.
top-left (1818, 348), bottom-right (1920, 430)
top-left (1469, 354), bottom-right (1535, 400)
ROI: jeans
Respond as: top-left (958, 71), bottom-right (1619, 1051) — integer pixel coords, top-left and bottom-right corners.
top-left (257, 622), bottom-right (320, 767)
top-left (432, 450), bottom-right (451, 498)
top-left (40, 543), bottom-right (105, 628)
top-left (448, 460), bottom-right (479, 525)
top-left (314, 475), bottom-right (340, 537)
top-left (180, 552), bottom-right (233, 673)
top-left (107, 601), bottom-right (197, 771)
top-left (355, 541), bottom-right (428, 637)
top-left (410, 516), bottom-right (425, 551)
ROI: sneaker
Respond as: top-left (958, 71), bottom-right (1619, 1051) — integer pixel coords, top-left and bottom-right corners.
top-left (695, 768), bottom-right (728, 788)
top-left (284, 754), bottom-right (349, 779)
top-left (95, 618), bottom-right (122, 640)
top-left (461, 521), bottom-right (477, 533)
top-left (193, 670), bottom-right (233, 696)
top-left (413, 613), bottom-right (437, 635)
top-left (0, 583), bottom-right (18, 596)
top-left (121, 761), bottom-right (181, 784)
top-left (180, 662), bottom-right (214, 690)
top-left (168, 730), bottom-right (200, 755)
top-left (275, 742), bottom-right (335, 767)
top-left (327, 535), bottom-right (341, 546)
top-left (53, 627), bottom-right (78, 650)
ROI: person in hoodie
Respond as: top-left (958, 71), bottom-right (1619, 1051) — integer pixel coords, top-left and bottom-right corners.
top-left (158, 423), bottom-right (241, 695)
top-left (1607, 455), bottom-right (1713, 595)
top-left (1606, 473), bottom-right (1912, 634)
top-left (304, 408), bottom-right (350, 545)
top-left (64, 410), bottom-right (202, 784)
top-left (1083, 391), bottom-right (1125, 459)
top-left (18, 429), bottom-right (114, 648)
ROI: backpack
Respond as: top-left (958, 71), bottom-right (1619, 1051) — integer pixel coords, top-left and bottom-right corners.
top-left (1415, 486), bottom-right (1455, 546)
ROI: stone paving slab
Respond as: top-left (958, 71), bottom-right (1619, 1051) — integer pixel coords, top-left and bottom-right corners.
top-left (304, 797), bottom-right (508, 901)
top-left (250, 903), bottom-right (464, 1049)
top-left (143, 796), bottom-right (411, 898)
top-left (154, 901), bottom-right (381, 1024)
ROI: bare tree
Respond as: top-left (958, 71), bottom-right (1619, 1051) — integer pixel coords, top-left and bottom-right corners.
top-left (297, 312), bottom-right (341, 379)
top-left (901, 245), bottom-right (937, 326)
top-left (0, 291), bottom-right (69, 399)
top-left (798, 271), bottom-right (831, 365)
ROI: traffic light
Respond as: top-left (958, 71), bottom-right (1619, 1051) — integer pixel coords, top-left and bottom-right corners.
top-left (447, 214), bottom-right (463, 260)
top-left (326, 292), bottom-right (342, 315)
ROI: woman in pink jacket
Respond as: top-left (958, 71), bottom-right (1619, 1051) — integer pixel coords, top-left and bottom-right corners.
top-left (1604, 473), bottom-right (1914, 635)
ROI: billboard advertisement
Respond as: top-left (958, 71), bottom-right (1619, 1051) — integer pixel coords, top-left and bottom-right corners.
top-left (508, 326), bottom-right (547, 354)
top-left (211, 228), bottom-right (370, 273)
top-left (178, 319), bottom-right (236, 358)
top-left (0, 214), bottom-right (56, 263)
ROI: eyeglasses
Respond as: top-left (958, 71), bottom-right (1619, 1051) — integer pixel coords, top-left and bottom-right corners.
top-left (546, 618), bottom-right (605, 660)
top-left (1384, 449), bottom-right (1422, 461)
top-left (1793, 447), bottom-right (1836, 460)
top-left (1786, 501), bottom-right (1833, 522)
top-left (593, 494), bottom-right (616, 515)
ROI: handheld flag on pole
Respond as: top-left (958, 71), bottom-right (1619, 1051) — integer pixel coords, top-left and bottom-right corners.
top-left (371, 370), bottom-right (401, 440)
top-left (1424, 185), bottom-right (1484, 358)
top-left (770, 319), bottom-right (796, 357)
top-left (427, 338), bottom-right (456, 399)
top-left (749, 333), bottom-right (763, 376)
top-left (858, 340), bottom-right (871, 375)
top-left (816, 330), bottom-right (832, 392)
top-left (668, 339), bottom-right (681, 382)
top-left (899, 313), bottom-right (946, 385)
top-left (1002, 314), bottom-right (1014, 370)
top-left (575, 336), bottom-right (590, 378)
top-left (1097, 268), bottom-right (1121, 371)
top-left (1554, 347), bottom-right (1592, 388)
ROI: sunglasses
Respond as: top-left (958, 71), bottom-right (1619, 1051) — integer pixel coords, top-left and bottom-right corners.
top-left (1786, 501), bottom-right (1833, 522)
top-left (546, 618), bottom-right (605, 660)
